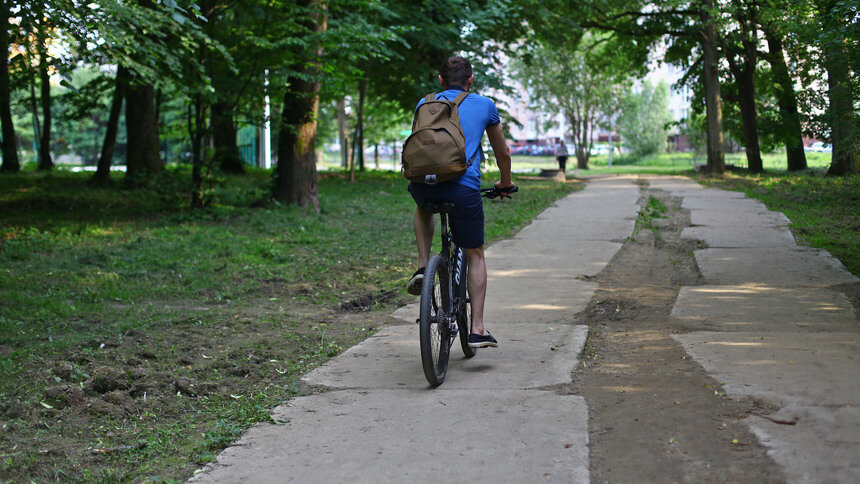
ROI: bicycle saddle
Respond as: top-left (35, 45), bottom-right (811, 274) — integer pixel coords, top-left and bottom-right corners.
top-left (423, 201), bottom-right (455, 214)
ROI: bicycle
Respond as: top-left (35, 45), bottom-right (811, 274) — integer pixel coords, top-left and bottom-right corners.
top-left (419, 185), bottom-right (518, 387)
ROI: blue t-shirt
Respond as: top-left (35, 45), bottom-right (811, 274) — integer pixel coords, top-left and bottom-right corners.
top-left (414, 87), bottom-right (500, 190)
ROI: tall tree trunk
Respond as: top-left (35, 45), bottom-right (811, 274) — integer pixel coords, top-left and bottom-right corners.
top-left (211, 101), bottom-right (244, 173)
top-left (726, 53), bottom-right (763, 173)
top-left (820, 4), bottom-right (857, 175)
top-left (374, 143), bottom-right (379, 168)
top-left (355, 77), bottom-right (367, 172)
top-left (701, 4), bottom-right (726, 174)
top-left (723, 5), bottom-right (763, 174)
top-left (92, 66), bottom-right (127, 184)
top-left (337, 98), bottom-right (348, 168)
top-left (37, 35), bottom-right (53, 170)
top-left (0, 1), bottom-right (19, 173)
top-left (763, 29), bottom-right (806, 171)
top-left (125, 81), bottom-right (162, 186)
top-left (273, 1), bottom-right (325, 211)
top-left (190, 96), bottom-right (207, 208)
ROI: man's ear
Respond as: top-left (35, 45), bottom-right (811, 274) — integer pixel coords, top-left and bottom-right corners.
top-left (438, 75), bottom-right (445, 88)
top-left (467, 75), bottom-right (474, 89)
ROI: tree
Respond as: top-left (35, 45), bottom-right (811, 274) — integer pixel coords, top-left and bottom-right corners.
top-left (817, 0), bottom-right (857, 175)
top-left (719, 0), bottom-right (763, 172)
top-left (0, 0), bottom-right (19, 172)
top-left (577, 0), bottom-right (728, 173)
top-left (515, 34), bottom-right (633, 169)
top-left (618, 80), bottom-right (672, 159)
top-left (92, 66), bottom-right (127, 184)
top-left (273, 0), bottom-right (326, 211)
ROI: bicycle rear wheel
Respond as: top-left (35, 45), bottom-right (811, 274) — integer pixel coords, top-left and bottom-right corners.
top-left (419, 255), bottom-right (451, 387)
top-left (457, 259), bottom-right (476, 358)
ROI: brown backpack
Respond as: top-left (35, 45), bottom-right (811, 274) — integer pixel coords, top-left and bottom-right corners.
top-left (401, 92), bottom-right (472, 184)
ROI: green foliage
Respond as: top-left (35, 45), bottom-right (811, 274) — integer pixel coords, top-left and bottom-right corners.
top-left (618, 80), bottom-right (672, 159)
top-left (513, 32), bottom-right (636, 164)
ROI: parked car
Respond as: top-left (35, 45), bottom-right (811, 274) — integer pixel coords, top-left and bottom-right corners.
top-left (806, 142), bottom-right (832, 153)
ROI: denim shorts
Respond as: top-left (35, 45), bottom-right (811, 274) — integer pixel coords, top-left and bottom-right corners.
top-left (408, 181), bottom-right (484, 249)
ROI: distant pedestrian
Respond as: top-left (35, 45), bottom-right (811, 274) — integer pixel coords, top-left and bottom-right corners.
top-left (554, 140), bottom-right (568, 172)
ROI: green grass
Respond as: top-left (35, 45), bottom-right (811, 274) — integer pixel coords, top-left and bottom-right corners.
top-left (509, 151), bottom-right (834, 175)
top-left (0, 167), bottom-right (580, 481)
top-left (695, 172), bottom-right (859, 276)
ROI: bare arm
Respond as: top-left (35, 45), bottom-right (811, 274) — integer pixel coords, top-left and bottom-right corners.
top-left (486, 123), bottom-right (514, 188)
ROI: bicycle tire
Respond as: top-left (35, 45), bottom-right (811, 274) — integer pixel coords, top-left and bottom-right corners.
top-left (457, 258), bottom-right (476, 358)
top-left (419, 255), bottom-right (451, 387)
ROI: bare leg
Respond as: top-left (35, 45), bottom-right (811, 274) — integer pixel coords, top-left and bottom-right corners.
top-left (414, 207), bottom-right (433, 268)
top-left (465, 246), bottom-right (487, 335)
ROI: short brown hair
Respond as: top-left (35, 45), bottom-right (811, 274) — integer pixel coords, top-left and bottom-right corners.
top-left (439, 56), bottom-right (473, 88)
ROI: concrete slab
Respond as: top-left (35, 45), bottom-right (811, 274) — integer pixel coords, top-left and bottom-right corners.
top-left (681, 225), bottom-right (797, 248)
top-left (515, 215), bottom-right (635, 242)
top-left (487, 240), bottom-right (623, 277)
top-left (303, 323), bottom-right (588, 390)
top-left (640, 176), bottom-right (704, 193)
top-left (695, 248), bottom-right (859, 286)
top-left (192, 390), bottom-right (590, 483)
top-left (672, 331), bottom-right (860, 407)
top-left (671, 285), bottom-right (858, 332)
top-left (745, 405), bottom-right (860, 483)
top-left (689, 209), bottom-right (791, 227)
top-left (683, 196), bottom-right (766, 211)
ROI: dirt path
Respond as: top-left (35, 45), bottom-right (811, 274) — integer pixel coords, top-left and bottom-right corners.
top-left (572, 183), bottom-right (784, 482)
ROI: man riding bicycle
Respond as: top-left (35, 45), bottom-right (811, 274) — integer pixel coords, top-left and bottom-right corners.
top-left (406, 55), bottom-right (515, 349)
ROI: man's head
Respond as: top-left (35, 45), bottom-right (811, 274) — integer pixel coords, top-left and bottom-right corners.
top-left (439, 56), bottom-right (474, 90)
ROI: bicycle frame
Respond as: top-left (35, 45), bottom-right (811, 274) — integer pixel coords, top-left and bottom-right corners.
top-left (438, 212), bottom-right (466, 340)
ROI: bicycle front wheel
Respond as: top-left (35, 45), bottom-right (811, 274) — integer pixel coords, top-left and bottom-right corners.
top-left (420, 255), bottom-right (451, 387)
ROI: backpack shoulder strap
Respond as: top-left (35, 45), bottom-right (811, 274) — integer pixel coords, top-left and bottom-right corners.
top-left (452, 92), bottom-right (470, 106)
top-left (449, 92), bottom-right (470, 131)
top-left (424, 93), bottom-right (436, 103)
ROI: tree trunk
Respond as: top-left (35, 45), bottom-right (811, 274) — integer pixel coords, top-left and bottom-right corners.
top-left (125, 81), bottom-right (162, 186)
top-left (701, 5), bottom-right (726, 174)
top-left (37, 35), bottom-right (52, 170)
top-left (355, 77), bottom-right (367, 171)
top-left (821, 7), bottom-right (857, 175)
top-left (190, 96), bottom-right (206, 208)
top-left (763, 29), bottom-right (806, 171)
top-left (724, 25), bottom-right (763, 173)
top-left (727, 57), bottom-right (763, 173)
top-left (272, 1), bottom-right (325, 211)
top-left (337, 98), bottom-right (348, 168)
top-left (211, 101), bottom-right (244, 173)
top-left (92, 66), bottom-right (127, 184)
top-left (0, 1), bottom-right (19, 173)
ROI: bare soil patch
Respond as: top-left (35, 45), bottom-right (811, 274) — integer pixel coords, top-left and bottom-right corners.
top-left (570, 184), bottom-right (785, 482)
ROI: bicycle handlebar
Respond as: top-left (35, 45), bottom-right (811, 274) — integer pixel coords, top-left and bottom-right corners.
top-left (480, 185), bottom-right (519, 200)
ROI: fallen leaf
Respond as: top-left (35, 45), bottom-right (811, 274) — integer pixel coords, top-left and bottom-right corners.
top-left (39, 402), bottom-right (53, 409)
top-left (669, 438), bottom-right (678, 443)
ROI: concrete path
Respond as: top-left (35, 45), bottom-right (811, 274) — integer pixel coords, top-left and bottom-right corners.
top-left (645, 176), bottom-right (860, 483)
top-left (191, 176), bottom-right (641, 483)
top-left (191, 175), bottom-right (858, 483)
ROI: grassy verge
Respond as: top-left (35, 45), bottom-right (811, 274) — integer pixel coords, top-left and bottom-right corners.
top-left (694, 172), bottom-right (859, 276)
top-left (509, 151), bottom-right (833, 175)
top-left (0, 168), bottom-right (580, 481)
